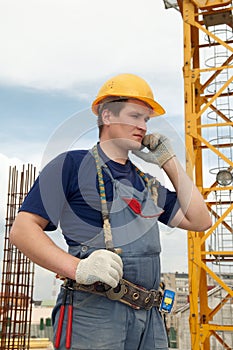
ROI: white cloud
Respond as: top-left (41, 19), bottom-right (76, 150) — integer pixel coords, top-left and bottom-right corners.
top-left (0, 153), bottom-right (24, 213)
top-left (0, 0), bottom-right (183, 93)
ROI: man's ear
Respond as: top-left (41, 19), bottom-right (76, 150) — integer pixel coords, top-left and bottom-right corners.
top-left (102, 109), bottom-right (112, 126)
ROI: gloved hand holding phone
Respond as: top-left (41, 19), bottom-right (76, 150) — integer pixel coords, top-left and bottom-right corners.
top-left (132, 132), bottom-right (175, 168)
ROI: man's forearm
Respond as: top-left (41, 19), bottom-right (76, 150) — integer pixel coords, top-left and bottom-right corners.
top-left (162, 157), bottom-right (212, 230)
top-left (10, 211), bottom-right (124, 288)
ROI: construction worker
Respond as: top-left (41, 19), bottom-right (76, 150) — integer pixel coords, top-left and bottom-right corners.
top-left (10, 73), bottom-right (211, 350)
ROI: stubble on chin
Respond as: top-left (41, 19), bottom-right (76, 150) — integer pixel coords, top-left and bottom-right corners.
top-left (128, 139), bottom-right (143, 151)
top-left (107, 137), bottom-right (143, 153)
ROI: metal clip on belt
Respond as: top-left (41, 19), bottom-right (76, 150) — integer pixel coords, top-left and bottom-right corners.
top-left (68, 278), bottom-right (162, 311)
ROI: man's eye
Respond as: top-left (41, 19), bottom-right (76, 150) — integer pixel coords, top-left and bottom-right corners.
top-left (130, 114), bottom-right (150, 122)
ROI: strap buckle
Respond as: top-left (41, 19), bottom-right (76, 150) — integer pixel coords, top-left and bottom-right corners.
top-left (144, 289), bottom-right (161, 310)
top-left (105, 279), bottom-right (127, 300)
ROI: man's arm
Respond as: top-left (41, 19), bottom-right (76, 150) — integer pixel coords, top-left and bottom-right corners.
top-left (162, 157), bottom-right (211, 231)
top-left (10, 211), bottom-right (123, 287)
top-left (132, 132), bottom-right (212, 232)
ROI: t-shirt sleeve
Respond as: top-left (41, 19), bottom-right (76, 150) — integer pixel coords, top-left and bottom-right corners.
top-left (19, 176), bottom-right (57, 231)
top-left (19, 152), bottom-right (77, 231)
top-left (157, 183), bottom-right (180, 226)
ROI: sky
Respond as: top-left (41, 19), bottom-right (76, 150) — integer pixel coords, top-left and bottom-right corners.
top-left (0, 0), bottom-right (188, 300)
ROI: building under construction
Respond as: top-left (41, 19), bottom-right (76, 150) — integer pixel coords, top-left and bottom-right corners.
top-left (1, 0), bottom-right (233, 349)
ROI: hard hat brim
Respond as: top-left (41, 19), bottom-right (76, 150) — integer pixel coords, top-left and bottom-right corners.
top-left (92, 95), bottom-right (166, 117)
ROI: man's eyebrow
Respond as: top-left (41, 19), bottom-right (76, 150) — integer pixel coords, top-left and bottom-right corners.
top-left (129, 111), bottom-right (150, 117)
top-left (128, 110), bottom-right (144, 115)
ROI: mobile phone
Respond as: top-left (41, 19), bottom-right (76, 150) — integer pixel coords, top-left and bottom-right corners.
top-left (159, 289), bottom-right (175, 313)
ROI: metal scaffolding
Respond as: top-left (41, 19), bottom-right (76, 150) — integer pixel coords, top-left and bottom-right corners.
top-left (0, 165), bottom-right (36, 349)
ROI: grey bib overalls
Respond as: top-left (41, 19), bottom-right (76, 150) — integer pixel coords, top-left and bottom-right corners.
top-left (52, 162), bottom-right (169, 350)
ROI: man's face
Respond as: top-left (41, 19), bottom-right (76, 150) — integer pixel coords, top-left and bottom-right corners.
top-left (103, 99), bottom-right (151, 150)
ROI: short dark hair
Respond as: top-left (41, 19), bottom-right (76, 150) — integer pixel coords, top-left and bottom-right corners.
top-left (97, 98), bottom-right (128, 137)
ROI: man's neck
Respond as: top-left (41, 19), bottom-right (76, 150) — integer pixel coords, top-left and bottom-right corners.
top-left (99, 140), bottom-right (128, 165)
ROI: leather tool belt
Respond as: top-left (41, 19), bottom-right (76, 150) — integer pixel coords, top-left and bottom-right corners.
top-left (64, 278), bottom-right (162, 311)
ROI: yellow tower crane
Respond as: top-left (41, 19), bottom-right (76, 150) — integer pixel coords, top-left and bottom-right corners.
top-left (164, 0), bottom-right (233, 349)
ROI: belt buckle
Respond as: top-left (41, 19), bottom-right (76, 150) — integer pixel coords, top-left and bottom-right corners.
top-left (105, 279), bottom-right (127, 300)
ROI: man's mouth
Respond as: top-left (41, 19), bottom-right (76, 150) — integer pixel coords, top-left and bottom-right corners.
top-left (133, 134), bottom-right (143, 141)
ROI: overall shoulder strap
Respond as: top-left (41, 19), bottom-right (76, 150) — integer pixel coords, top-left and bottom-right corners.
top-left (132, 164), bottom-right (149, 186)
top-left (132, 163), bottom-right (159, 205)
top-left (92, 144), bottom-right (115, 251)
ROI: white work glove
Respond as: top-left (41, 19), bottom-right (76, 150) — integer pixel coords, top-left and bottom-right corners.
top-left (75, 249), bottom-right (123, 288)
top-left (132, 133), bottom-right (175, 168)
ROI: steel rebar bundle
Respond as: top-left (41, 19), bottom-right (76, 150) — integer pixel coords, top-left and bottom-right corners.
top-left (0, 164), bottom-right (36, 350)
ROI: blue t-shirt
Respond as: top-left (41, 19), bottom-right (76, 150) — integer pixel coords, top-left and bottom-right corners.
top-left (20, 146), bottom-right (180, 245)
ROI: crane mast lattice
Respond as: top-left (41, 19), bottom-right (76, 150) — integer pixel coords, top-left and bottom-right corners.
top-left (165, 0), bottom-right (233, 348)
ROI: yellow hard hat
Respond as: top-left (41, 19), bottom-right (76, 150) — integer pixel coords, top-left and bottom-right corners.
top-left (91, 73), bottom-right (165, 117)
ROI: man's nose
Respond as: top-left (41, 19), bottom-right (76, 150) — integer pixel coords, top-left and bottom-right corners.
top-left (136, 119), bottom-right (147, 131)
